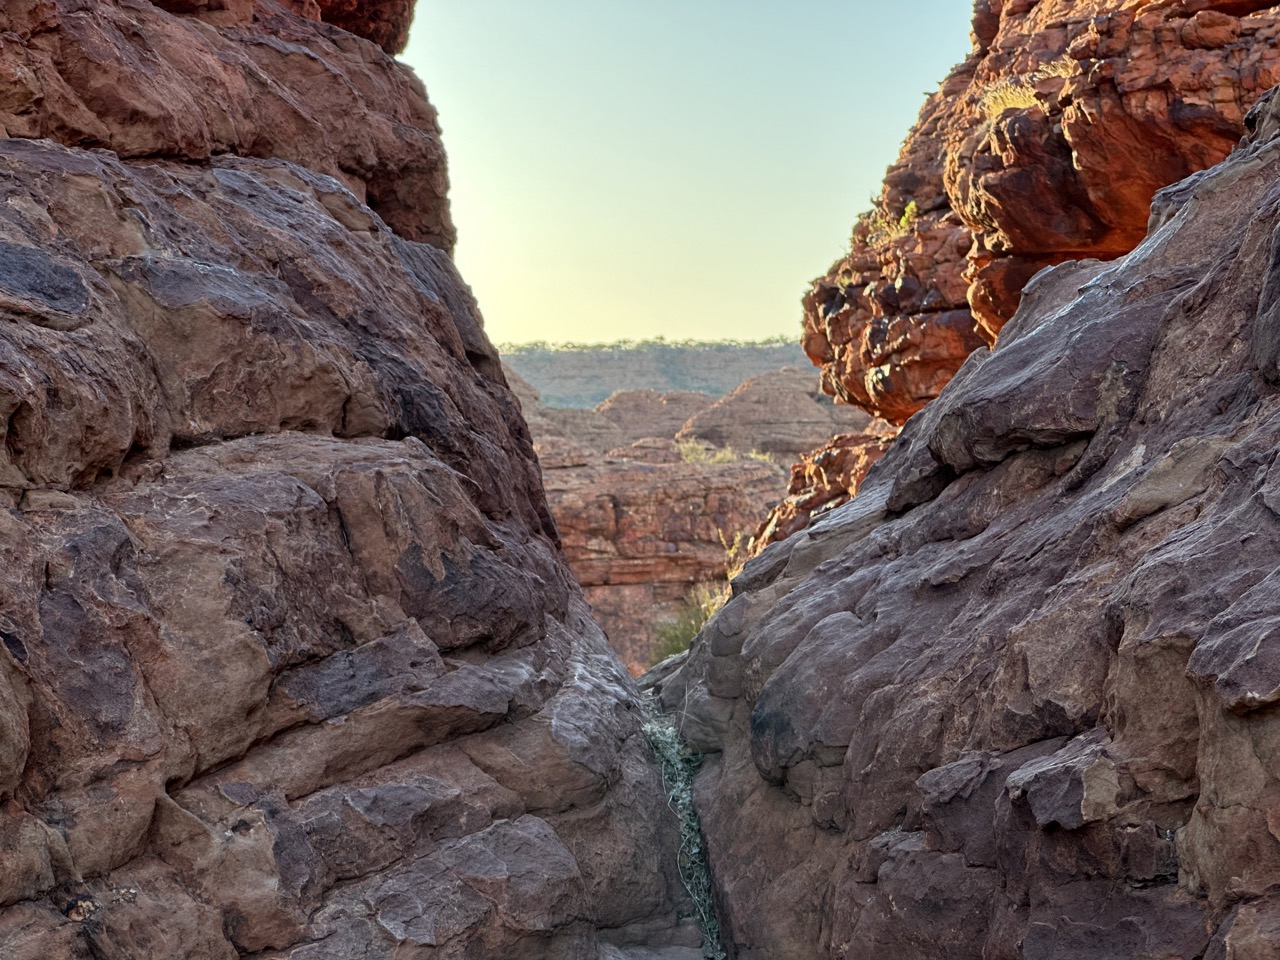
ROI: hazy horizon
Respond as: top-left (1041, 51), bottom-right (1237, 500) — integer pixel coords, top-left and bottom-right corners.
top-left (402, 3), bottom-right (974, 346)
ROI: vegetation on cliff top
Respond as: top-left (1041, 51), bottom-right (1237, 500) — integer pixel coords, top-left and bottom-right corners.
top-left (501, 336), bottom-right (808, 408)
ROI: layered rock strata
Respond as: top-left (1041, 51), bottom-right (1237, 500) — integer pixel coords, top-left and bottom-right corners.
top-left (512, 373), bottom-right (787, 673)
top-left (0, 3), bottom-right (698, 957)
top-left (597, 390), bottom-right (717, 447)
top-left (658, 89), bottom-right (1280, 958)
top-left (677, 368), bottom-right (883, 460)
top-left (748, 428), bottom-right (896, 552)
top-left (545, 453), bottom-right (786, 676)
top-left (805, 0), bottom-right (1280, 427)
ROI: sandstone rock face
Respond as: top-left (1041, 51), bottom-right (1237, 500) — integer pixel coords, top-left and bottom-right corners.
top-left (544, 452), bottom-right (787, 674)
top-left (514, 370), bottom-right (790, 672)
top-left (0, 0), bottom-right (453, 248)
top-left (805, 0), bottom-right (1280, 427)
top-left (0, 3), bottom-right (697, 957)
top-left (597, 390), bottom-right (717, 446)
top-left (315, 0), bottom-right (414, 53)
top-left (677, 368), bottom-right (882, 459)
top-left (748, 429), bottom-right (896, 552)
top-left (658, 90), bottom-right (1280, 959)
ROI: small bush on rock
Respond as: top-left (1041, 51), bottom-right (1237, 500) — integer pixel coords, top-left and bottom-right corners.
top-left (652, 583), bottom-right (728, 664)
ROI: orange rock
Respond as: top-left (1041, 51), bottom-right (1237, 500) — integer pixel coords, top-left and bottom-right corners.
top-left (803, 0), bottom-right (1280, 428)
top-left (777, 0), bottom-right (1280, 543)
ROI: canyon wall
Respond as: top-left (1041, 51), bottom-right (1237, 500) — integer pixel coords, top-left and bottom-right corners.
top-left (659, 86), bottom-right (1280, 958)
top-left (0, 3), bottom-right (700, 957)
top-left (511, 372), bottom-right (790, 673)
top-left (776, 0), bottom-right (1280, 536)
top-left (806, 0), bottom-right (1280, 427)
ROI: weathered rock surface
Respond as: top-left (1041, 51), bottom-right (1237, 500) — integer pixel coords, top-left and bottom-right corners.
top-left (677, 368), bottom-right (883, 459)
top-left (315, 0), bottom-right (414, 53)
top-left (543, 452), bottom-right (786, 674)
top-left (0, 0), bottom-right (452, 248)
top-left (0, 3), bottom-right (698, 957)
top-left (597, 390), bottom-right (716, 446)
top-left (506, 369), bottom-right (629, 463)
top-left (513, 368), bottom-right (791, 672)
top-left (804, 0), bottom-right (1280, 427)
top-left (748, 429), bottom-right (896, 552)
top-left (657, 87), bottom-right (1280, 958)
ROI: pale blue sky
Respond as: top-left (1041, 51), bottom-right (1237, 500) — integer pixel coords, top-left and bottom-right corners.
top-left (403, 2), bottom-right (974, 345)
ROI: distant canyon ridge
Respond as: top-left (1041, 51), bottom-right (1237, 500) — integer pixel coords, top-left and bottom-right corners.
top-left (501, 338), bottom-right (810, 408)
top-left (507, 362), bottom-right (884, 672)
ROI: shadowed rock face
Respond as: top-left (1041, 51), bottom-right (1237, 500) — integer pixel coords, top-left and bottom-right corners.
top-left (0, 3), bottom-right (700, 957)
top-left (657, 90), bottom-right (1280, 959)
top-left (805, 0), bottom-right (1280, 427)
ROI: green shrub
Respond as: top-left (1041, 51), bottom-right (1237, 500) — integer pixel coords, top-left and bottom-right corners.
top-left (652, 583), bottom-right (729, 664)
top-left (678, 440), bottom-right (739, 465)
top-left (860, 197), bottom-right (920, 246)
top-left (642, 706), bottom-right (728, 959)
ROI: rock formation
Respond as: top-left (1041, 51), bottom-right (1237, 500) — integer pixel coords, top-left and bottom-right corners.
top-left (512, 372), bottom-right (787, 673)
top-left (598, 390), bottom-right (717, 447)
top-left (677, 368), bottom-right (884, 460)
top-left (545, 452), bottom-right (785, 676)
top-left (0, 3), bottom-right (700, 957)
top-left (804, 0), bottom-right (1280, 427)
top-left (657, 87), bottom-right (1280, 958)
top-left (748, 429), bottom-right (896, 551)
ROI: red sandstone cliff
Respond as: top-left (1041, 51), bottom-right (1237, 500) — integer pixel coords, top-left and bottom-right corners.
top-left (0, 3), bottom-right (700, 957)
top-left (809, 1), bottom-right (1280, 426)
top-left (510, 372), bottom-right (790, 673)
top-left (768, 0), bottom-right (1280, 550)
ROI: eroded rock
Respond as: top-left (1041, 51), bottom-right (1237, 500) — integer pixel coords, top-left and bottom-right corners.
top-left (804, 0), bottom-right (1280, 428)
top-left (660, 82), bottom-right (1280, 959)
top-left (0, 2), bottom-right (696, 957)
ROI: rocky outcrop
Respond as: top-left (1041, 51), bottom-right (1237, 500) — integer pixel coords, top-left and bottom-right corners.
top-left (314, 0), bottom-right (414, 53)
top-left (0, 3), bottom-right (699, 957)
top-left (598, 390), bottom-right (717, 446)
top-left (677, 368), bottom-right (884, 459)
top-left (656, 88), bottom-right (1280, 958)
top-left (748, 429), bottom-right (896, 551)
top-left (545, 452), bottom-right (786, 675)
top-left (804, 0), bottom-right (1280, 427)
top-left (506, 369), bottom-right (628, 462)
top-left (514, 374), bottom-right (787, 673)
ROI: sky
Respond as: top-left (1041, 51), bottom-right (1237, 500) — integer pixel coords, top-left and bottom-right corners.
top-left (402, 2), bottom-right (975, 346)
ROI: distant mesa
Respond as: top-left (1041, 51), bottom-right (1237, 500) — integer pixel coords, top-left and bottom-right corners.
top-left (501, 337), bottom-right (809, 408)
